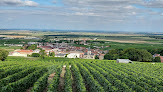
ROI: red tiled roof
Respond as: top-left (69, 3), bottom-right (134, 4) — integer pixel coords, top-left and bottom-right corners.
top-left (154, 54), bottom-right (160, 57)
top-left (41, 46), bottom-right (53, 49)
top-left (100, 54), bottom-right (105, 56)
top-left (17, 50), bottom-right (33, 54)
top-left (59, 48), bottom-right (66, 49)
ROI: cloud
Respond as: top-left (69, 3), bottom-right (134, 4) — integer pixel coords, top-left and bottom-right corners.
top-left (0, 0), bottom-right (163, 31)
top-left (0, 0), bottom-right (39, 7)
top-left (133, 0), bottom-right (163, 8)
top-left (161, 13), bottom-right (163, 15)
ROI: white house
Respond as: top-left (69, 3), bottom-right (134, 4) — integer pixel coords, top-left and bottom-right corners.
top-left (9, 52), bottom-right (27, 57)
top-left (33, 49), bottom-right (40, 53)
top-left (9, 50), bottom-right (33, 57)
top-left (83, 49), bottom-right (95, 59)
top-left (55, 54), bottom-right (66, 57)
top-left (67, 53), bottom-right (80, 58)
top-left (116, 59), bottom-right (132, 63)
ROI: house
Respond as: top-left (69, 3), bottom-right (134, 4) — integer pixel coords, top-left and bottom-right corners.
top-left (153, 54), bottom-right (163, 63)
top-left (160, 56), bottom-right (163, 63)
top-left (83, 49), bottom-right (95, 59)
top-left (116, 59), bottom-right (132, 63)
top-left (28, 42), bottom-right (38, 45)
top-left (55, 54), bottom-right (66, 57)
top-left (40, 46), bottom-right (53, 50)
top-left (9, 52), bottom-right (27, 57)
top-left (9, 49), bottom-right (33, 57)
top-left (33, 49), bottom-right (40, 53)
top-left (99, 54), bottom-right (105, 60)
top-left (153, 54), bottom-right (160, 58)
top-left (67, 53), bottom-right (80, 58)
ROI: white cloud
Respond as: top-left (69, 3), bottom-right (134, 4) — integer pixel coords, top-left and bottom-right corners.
top-left (161, 13), bottom-right (163, 15)
top-left (0, 0), bottom-right (163, 31)
top-left (0, 0), bottom-right (39, 7)
top-left (24, 0), bottom-right (38, 6)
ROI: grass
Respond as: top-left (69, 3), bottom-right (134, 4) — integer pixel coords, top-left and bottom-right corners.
top-left (0, 46), bottom-right (21, 51)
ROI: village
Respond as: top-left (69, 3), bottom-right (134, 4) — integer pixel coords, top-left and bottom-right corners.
top-left (0, 34), bottom-right (162, 62)
top-left (8, 41), bottom-right (107, 60)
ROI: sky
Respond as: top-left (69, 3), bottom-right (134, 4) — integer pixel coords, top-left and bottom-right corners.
top-left (0, 0), bottom-right (163, 32)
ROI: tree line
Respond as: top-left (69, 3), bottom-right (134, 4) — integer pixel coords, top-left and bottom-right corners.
top-left (104, 48), bottom-right (161, 62)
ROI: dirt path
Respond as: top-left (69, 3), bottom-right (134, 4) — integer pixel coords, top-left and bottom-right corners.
top-left (48, 72), bottom-right (56, 83)
top-left (58, 65), bottom-right (66, 92)
top-left (43, 72), bottom-right (56, 92)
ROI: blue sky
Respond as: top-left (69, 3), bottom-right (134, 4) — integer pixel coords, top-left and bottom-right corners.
top-left (0, 0), bottom-right (163, 32)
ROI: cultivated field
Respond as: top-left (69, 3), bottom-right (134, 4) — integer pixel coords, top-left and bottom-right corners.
top-left (0, 57), bottom-right (162, 92)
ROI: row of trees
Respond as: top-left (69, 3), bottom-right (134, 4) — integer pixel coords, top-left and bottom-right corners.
top-left (104, 48), bottom-right (153, 62)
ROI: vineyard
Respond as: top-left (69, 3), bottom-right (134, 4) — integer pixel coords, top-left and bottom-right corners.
top-left (0, 58), bottom-right (163, 92)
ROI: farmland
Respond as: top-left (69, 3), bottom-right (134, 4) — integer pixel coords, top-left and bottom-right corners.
top-left (0, 57), bottom-right (162, 92)
top-left (0, 30), bottom-right (163, 51)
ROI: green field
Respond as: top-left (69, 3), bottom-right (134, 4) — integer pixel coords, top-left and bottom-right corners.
top-left (0, 57), bottom-right (162, 92)
top-left (73, 41), bottom-right (163, 50)
top-left (0, 46), bottom-right (21, 52)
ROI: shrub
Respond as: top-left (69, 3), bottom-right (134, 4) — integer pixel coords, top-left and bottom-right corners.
top-left (31, 53), bottom-right (40, 57)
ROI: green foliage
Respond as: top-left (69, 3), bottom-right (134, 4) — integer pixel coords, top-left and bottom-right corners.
top-left (104, 49), bottom-right (122, 60)
top-left (49, 52), bottom-right (55, 57)
top-left (82, 62), bottom-right (118, 92)
top-left (71, 62), bottom-right (86, 92)
top-left (104, 48), bottom-right (153, 62)
top-left (0, 49), bottom-right (9, 61)
top-left (0, 65), bottom-right (31, 79)
top-left (48, 65), bottom-right (62, 92)
top-left (95, 55), bottom-right (99, 59)
top-left (31, 72), bottom-right (49, 92)
top-left (0, 66), bottom-right (40, 89)
top-left (40, 50), bottom-right (46, 59)
top-left (96, 61), bottom-right (162, 91)
top-left (27, 44), bottom-right (37, 50)
top-left (77, 62), bottom-right (105, 92)
top-left (1, 68), bottom-right (47, 92)
top-left (122, 48), bottom-right (152, 62)
top-left (64, 64), bottom-right (73, 92)
top-left (153, 57), bottom-right (161, 62)
top-left (31, 53), bottom-right (40, 57)
top-left (0, 58), bottom-right (162, 92)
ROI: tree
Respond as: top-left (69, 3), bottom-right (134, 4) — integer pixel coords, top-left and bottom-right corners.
top-left (122, 48), bottom-right (152, 62)
top-left (159, 49), bottom-right (163, 56)
top-left (153, 57), bottom-right (161, 62)
top-left (49, 52), bottom-right (55, 57)
top-left (39, 50), bottom-right (46, 59)
top-left (122, 48), bottom-right (140, 61)
top-left (27, 44), bottom-right (37, 50)
top-left (104, 49), bottom-right (122, 60)
top-left (139, 49), bottom-right (153, 62)
top-left (0, 49), bottom-right (9, 61)
top-left (31, 53), bottom-right (40, 57)
top-left (95, 55), bottom-right (99, 59)
top-left (104, 48), bottom-right (153, 62)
